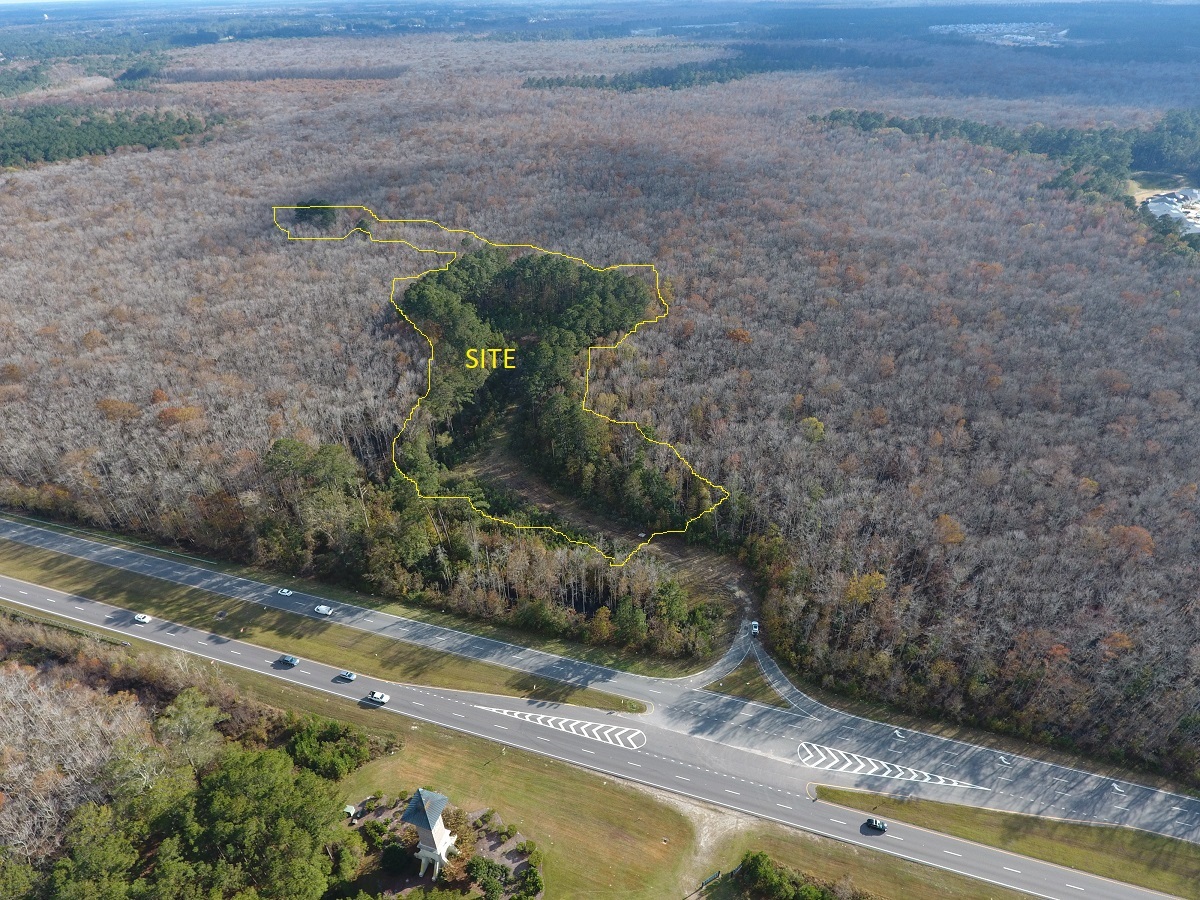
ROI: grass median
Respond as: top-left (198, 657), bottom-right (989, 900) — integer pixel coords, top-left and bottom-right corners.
top-left (703, 656), bottom-right (789, 708)
top-left (817, 786), bottom-right (1200, 899)
top-left (0, 538), bottom-right (640, 712)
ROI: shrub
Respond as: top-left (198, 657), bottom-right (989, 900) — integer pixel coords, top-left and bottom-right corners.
top-left (466, 855), bottom-right (509, 885)
top-left (285, 716), bottom-right (371, 780)
top-left (359, 819), bottom-right (388, 853)
top-left (380, 842), bottom-right (411, 874)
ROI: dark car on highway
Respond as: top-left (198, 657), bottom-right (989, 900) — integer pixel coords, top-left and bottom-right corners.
top-left (280, 655), bottom-right (300, 667)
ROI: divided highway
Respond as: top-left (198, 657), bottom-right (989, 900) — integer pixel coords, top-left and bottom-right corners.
top-left (1, 516), bottom-right (1195, 899)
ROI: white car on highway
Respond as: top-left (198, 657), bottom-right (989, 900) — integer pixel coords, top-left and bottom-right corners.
top-left (338, 671), bottom-right (357, 682)
top-left (133, 613), bottom-right (152, 624)
top-left (366, 691), bottom-right (390, 704)
top-left (278, 588), bottom-right (294, 596)
top-left (314, 604), bottom-right (333, 616)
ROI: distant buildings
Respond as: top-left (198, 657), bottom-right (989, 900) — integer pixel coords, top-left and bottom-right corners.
top-left (929, 22), bottom-right (1070, 47)
top-left (1145, 189), bottom-right (1200, 234)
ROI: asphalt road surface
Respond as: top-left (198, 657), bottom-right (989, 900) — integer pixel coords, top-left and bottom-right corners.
top-left (1, 516), bottom-right (1195, 899)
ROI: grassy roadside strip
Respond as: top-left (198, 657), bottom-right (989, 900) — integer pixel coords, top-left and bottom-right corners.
top-left (816, 786), bottom-right (1200, 899)
top-left (704, 656), bottom-right (789, 708)
top-left (0, 511), bottom-right (714, 677)
top-left (0, 539), bottom-right (639, 712)
top-left (219, 665), bottom-right (1038, 900)
top-left (0, 604), bottom-right (1063, 900)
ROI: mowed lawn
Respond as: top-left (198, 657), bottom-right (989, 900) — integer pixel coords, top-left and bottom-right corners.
top-left (703, 657), bottom-right (789, 708)
top-left (818, 787), bottom-right (1200, 899)
top-left (699, 821), bottom-right (1032, 900)
top-left (242, 667), bottom-right (1032, 900)
top-left (0, 538), bottom-right (638, 712)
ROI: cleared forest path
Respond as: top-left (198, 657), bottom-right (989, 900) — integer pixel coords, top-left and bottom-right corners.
top-left (462, 422), bottom-right (754, 644)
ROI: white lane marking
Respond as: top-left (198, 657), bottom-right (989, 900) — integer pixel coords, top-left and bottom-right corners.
top-left (943, 851), bottom-right (962, 857)
top-left (629, 762), bottom-right (642, 767)
top-left (1113, 805), bottom-right (1129, 810)
top-left (412, 701), bottom-right (424, 706)
top-left (886, 834), bottom-right (904, 841)
top-left (230, 650), bottom-right (241, 655)
top-left (1003, 867), bottom-right (1022, 874)
top-left (580, 748), bottom-right (595, 754)
top-left (724, 789), bottom-right (739, 795)
top-left (197, 641), bottom-right (206, 645)
top-left (798, 742), bottom-right (987, 790)
top-left (105, 614), bottom-right (116, 618)
top-left (1171, 806), bottom-right (1187, 811)
top-left (452, 713), bottom-right (465, 718)
top-left (493, 724), bottom-right (508, 730)
top-left (18, 590), bottom-right (27, 594)
top-left (829, 818), bottom-right (847, 825)
top-left (475, 706), bottom-right (647, 749)
top-left (648, 689), bottom-right (662, 694)
top-left (74, 605), bottom-right (84, 610)
top-left (996, 776), bottom-right (1014, 781)
top-left (776, 803), bottom-right (792, 810)
top-left (675, 775), bottom-right (690, 781)
top-left (299, 669), bottom-right (312, 675)
top-left (1065, 884), bottom-right (1085, 891)
top-left (46, 598), bottom-right (55, 602)
top-left (536, 736), bottom-right (550, 742)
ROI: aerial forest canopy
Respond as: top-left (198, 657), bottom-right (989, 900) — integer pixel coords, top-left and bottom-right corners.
top-left (206, 247), bottom-right (722, 659)
top-left (396, 247), bottom-right (708, 536)
top-left (0, 105), bottom-right (214, 168)
top-left (820, 108), bottom-right (1200, 252)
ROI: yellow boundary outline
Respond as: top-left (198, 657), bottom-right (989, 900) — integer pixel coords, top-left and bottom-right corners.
top-left (272, 205), bottom-right (729, 566)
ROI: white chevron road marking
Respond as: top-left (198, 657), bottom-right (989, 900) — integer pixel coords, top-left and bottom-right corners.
top-left (798, 742), bottom-right (988, 790)
top-left (476, 706), bottom-right (648, 749)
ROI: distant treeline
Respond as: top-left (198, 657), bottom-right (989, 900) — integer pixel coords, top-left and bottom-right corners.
top-left (524, 43), bottom-right (922, 91)
top-left (0, 106), bottom-right (215, 168)
top-left (821, 108), bottom-right (1200, 248)
top-left (464, 25), bottom-right (633, 42)
top-left (0, 63), bottom-right (48, 98)
top-left (160, 65), bottom-right (411, 83)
